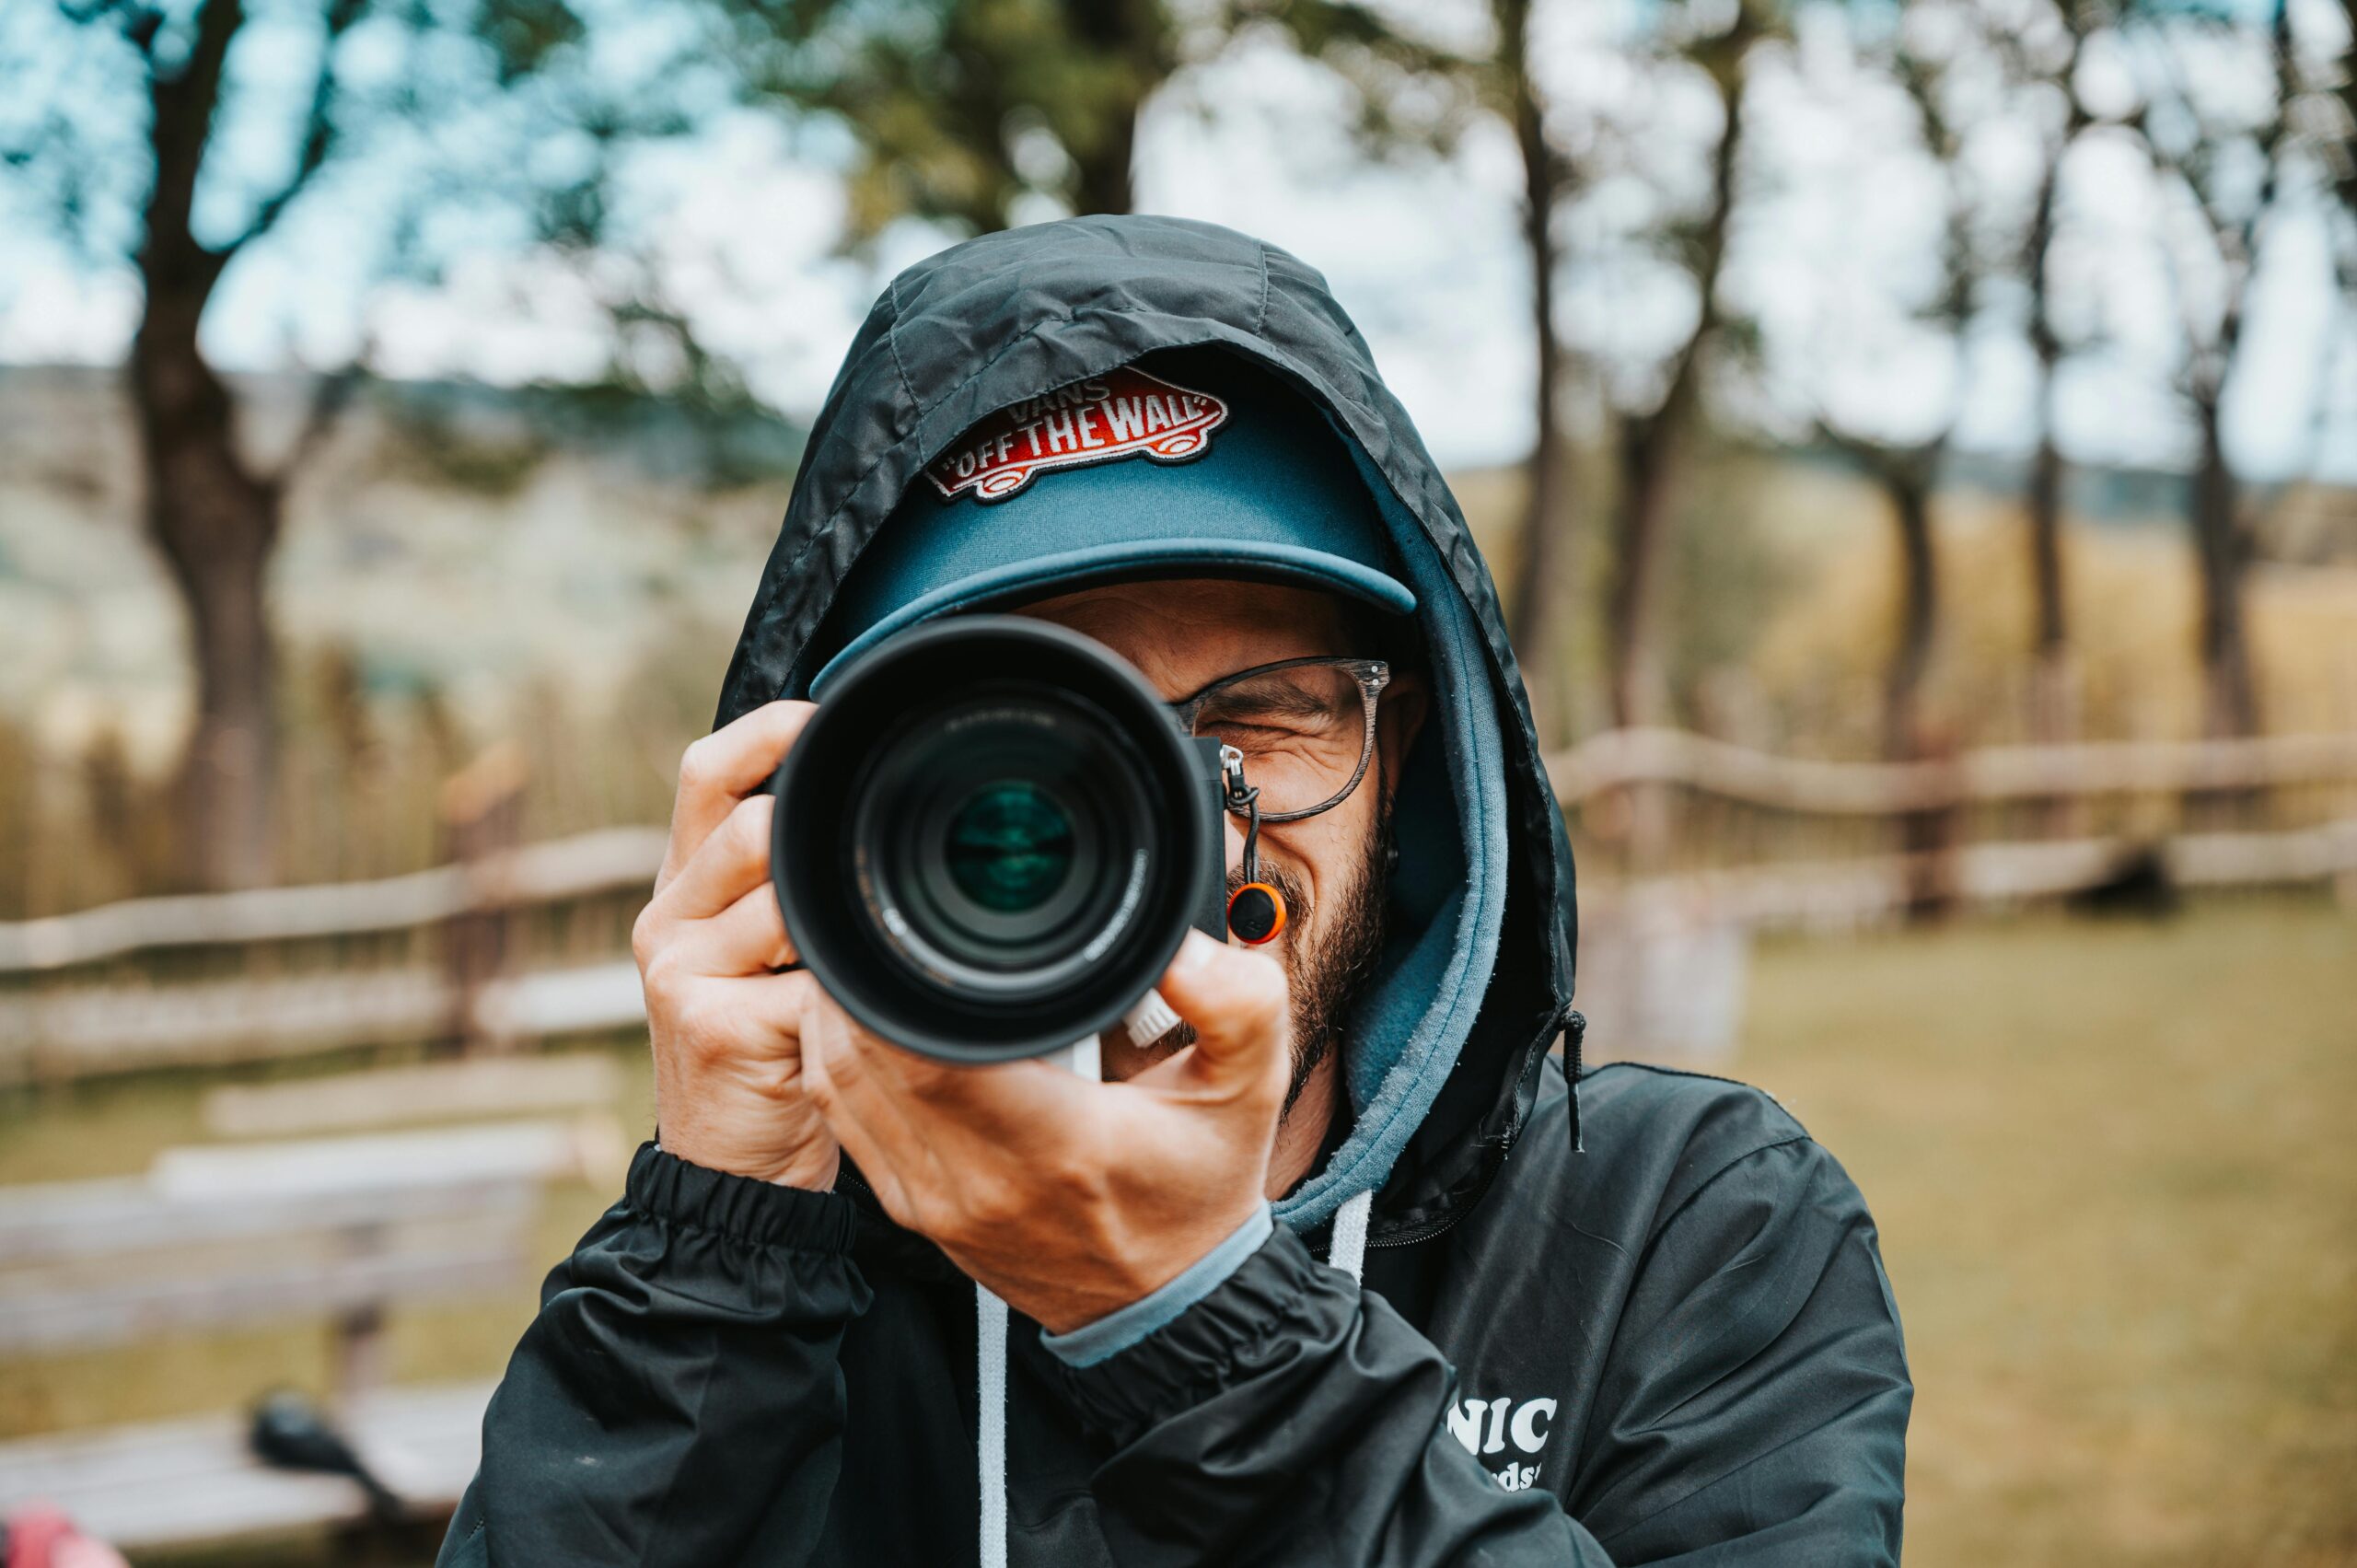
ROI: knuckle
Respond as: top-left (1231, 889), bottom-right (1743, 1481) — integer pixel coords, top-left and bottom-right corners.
top-left (638, 942), bottom-right (686, 1005)
top-left (1235, 958), bottom-right (1288, 1028)
top-left (663, 986), bottom-right (724, 1054)
top-left (1042, 1144), bottom-right (1107, 1204)
top-left (960, 1178), bottom-right (1018, 1231)
top-left (726, 792), bottom-right (775, 849)
top-left (677, 736), bottom-right (718, 793)
top-left (630, 905), bottom-right (663, 968)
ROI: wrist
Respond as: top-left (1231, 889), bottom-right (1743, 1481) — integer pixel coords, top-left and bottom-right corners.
top-left (625, 1142), bottom-right (862, 1256)
top-left (1040, 1203), bottom-right (1276, 1365)
top-left (656, 1121), bottom-right (839, 1191)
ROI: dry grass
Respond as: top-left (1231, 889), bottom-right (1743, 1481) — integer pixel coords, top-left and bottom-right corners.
top-left (1741, 898), bottom-right (2357, 1568)
top-left (1, 901), bottom-right (2351, 1563)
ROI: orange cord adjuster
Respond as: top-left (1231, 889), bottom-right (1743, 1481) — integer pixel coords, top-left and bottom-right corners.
top-left (1227, 882), bottom-right (1287, 945)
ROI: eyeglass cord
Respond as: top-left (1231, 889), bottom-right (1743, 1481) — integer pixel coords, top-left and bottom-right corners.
top-left (1220, 747), bottom-right (1264, 887)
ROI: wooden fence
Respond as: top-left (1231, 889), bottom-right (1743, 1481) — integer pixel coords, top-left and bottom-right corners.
top-left (3, 731), bottom-right (2351, 1085)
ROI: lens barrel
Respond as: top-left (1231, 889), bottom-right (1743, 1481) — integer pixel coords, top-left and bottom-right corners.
top-left (771, 618), bottom-right (1221, 1063)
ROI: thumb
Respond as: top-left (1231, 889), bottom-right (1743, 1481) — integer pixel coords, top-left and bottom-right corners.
top-left (1155, 930), bottom-right (1289, 1096)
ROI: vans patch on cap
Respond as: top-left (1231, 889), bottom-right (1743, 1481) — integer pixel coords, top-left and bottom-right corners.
top-left (927, 366), bottom-right (1227, 504)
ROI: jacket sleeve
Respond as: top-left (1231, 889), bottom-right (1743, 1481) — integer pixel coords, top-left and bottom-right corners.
top-left (1041, 1137), bottom-right (1910, 1567)
top-left (436, 1143), bottom-right (870, 1568)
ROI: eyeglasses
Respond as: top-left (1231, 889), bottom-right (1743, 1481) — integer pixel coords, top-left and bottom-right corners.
top-left (1168, 656), bottom-right (1391, 823)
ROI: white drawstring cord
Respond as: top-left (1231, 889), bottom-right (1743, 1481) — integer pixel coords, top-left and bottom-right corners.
top-left (1330, 1188), bottom-right (1374, 1283)
top-left (972, 1027), bottom-right (1373, 1567)
top-left (977, 1283), bottom-right (1009, 1568)
top-left (975, 1033), bottom-right (1101, 1565)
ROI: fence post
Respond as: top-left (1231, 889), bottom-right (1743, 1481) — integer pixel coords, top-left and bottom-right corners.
top-left (438, 742), bottom-right (528, 1056)
top-left (1899, 726), bottom-right (1962, 922)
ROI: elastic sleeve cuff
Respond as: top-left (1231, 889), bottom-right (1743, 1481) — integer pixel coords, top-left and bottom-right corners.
top-left (1040, 1204), bottom-right (1273, 1367)
top-left (1044, 1222), bottom-right (1351, 1445)
top-left (626, 1141), bottom-right (860, 1253)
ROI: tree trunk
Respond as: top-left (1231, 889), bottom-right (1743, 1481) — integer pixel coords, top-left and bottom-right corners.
top-left (1062, 0), bottom-right (1149, 217)
top-left (1883, 464), bottom-right (1938, 762)
top-left (2024, 126), bottom-right (2078, 754)
top-left (1871, 453), bottom-right (1956, 919)
top-left (1500, 0), bottom-right (1573, 747)
top-left (2190, 393), bottom-right (2259, 739)
top-left (2025, 424), bottom-right (2081, 835)
top-left (135, 0), bottom-right (284, 890)
top-left (1069, 108), bottom-right (1135, 216)
top-left (133, 298), bottom-right (284, 891)
top-left (1608, 418), bottom-right (1678, 732)
top-left (2340, 0), bottom-right (2357, 229)
top-left (1602, 17), bottom-right (1749, 737)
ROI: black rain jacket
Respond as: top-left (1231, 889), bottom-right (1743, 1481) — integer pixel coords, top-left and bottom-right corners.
top-left (439, 216), bottom-right (1910, 1567)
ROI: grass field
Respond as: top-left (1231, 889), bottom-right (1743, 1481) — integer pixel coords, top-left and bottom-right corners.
top-left (1, 898), bottom-right (2351, 1564)
top-left (1740, 899), bottom-right (2357, 1568)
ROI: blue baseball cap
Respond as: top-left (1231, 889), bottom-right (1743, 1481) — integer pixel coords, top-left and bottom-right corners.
top-left (806, 349), bottom-right (1416, 696)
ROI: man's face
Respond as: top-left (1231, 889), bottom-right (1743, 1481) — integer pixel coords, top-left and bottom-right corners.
top-left (1012, 578), bottom-right (1428, 1114)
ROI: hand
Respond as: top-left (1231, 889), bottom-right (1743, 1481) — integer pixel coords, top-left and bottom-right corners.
top-left (799, 931), bottom-right (1290, 1334)
top-left (631, 701), bottom-right (840, 1191)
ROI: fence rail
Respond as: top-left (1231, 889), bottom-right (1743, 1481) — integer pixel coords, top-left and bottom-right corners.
top-left (1542, 728), bottom-right (2357, 812)
top-left (0, 826), bottom-right (667, 974)
top-left (4, 732), bottom-right (2351, 1084)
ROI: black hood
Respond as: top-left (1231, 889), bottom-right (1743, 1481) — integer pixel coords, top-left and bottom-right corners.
top-left (717, 215), bottom-right (1579, 1239)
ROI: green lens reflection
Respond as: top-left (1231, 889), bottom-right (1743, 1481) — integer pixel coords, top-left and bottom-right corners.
top-left (946, 781), bottom-right (1074, 913)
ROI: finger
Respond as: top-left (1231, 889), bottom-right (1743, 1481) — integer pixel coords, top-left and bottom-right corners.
top-left (656, 702), bottom-right (815, 896)
top-left (800, 1003), bottom-right (940, 1221)
top-left (679, 881), bottom-right (797, 977)
top-left (1155, 930), bottom-right (1289, 1094)
top-left (863, 1039), bottom-right (1088, 1147)
top-left (658, 793), bottom-right (776, 923)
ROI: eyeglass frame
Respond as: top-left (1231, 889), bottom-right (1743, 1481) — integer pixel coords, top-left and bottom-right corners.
top-left (1166, 656), bottom-right (1392, 824)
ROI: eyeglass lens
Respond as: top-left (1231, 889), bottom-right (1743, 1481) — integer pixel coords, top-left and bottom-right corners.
top-left (1185, 664), bottom-right (1374, 819)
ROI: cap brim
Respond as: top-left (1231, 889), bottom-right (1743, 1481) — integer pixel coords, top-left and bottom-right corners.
top-left (808, 540), bottom-right (1415, 699)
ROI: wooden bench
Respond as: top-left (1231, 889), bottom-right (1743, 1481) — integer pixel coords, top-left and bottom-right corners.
top-left (201, 1052), bottom-right (625, 1140)
top-left (0, 1116), bottom-right (618, 1550)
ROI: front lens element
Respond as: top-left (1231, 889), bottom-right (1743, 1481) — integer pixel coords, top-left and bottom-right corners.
top-left (946, 780), bottom-right (1075, 913)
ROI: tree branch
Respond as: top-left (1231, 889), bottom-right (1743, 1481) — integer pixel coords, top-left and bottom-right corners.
top-left (212, 0), bottom-right (366, 264)
top-left (268, 343), bottom-right (371, 489)
top-left (142, 0), bottom-right (245, 294)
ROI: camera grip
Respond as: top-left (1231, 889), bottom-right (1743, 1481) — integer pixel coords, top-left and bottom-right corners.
top-left (1186, 737), bottom-right (1233, 943)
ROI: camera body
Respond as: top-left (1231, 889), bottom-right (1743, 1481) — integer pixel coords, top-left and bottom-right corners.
top-left (770, 617), bottom-right (1228, 1063)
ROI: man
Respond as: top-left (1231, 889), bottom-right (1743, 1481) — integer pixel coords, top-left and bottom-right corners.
top-left (441, 216), bottom-right (1910, 1566)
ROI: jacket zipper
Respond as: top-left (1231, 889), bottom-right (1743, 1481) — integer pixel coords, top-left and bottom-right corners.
top-left (1363, 1008), bottom-right (1570, 1251)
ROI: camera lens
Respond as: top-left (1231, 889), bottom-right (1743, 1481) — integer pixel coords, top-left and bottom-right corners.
top-left (771, 617), bottom-right (1220, 1063)
top-left (849, 689), bottom-right (1136, 990)
top-left (946, 782), bottom-right (1074, 912)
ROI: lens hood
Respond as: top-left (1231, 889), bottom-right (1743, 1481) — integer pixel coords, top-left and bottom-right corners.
top-left (770, 617), bottom-right (1219, 1063)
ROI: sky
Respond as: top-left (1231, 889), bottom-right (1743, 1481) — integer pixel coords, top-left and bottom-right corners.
top-left (1, 0), bottom-right (2351, 482)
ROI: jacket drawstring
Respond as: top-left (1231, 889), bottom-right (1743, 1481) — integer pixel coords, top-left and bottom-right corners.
top-left (978, 1285), bottom-right (1008, 1568)
top-left (974, 1187), bottom-right (1376, 1565)
top-left (1329, 1186), bottom-right (1373, 1283)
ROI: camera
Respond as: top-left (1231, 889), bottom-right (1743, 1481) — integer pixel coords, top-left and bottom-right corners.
top-left (769, 617), bottom-right (1230, 1063)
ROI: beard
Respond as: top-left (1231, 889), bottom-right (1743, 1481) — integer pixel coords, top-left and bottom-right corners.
top-left (1156, 808), bottom-right (1393, 1117)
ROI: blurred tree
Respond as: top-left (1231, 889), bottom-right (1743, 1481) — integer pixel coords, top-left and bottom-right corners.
top-left (1266, 0), bottom-right (1788, 746)
top-left (2123, 0), bottom-right (2331, 738)
top-left (1604, 1), bottom-right (1774, 735)
top-left (2153, 10), bottom-right (2277, 738)
top-left (1234, 0), bottom-right (1582, 740)
top-left (1811, 16), bottom-right (1983, 762)
top-left (2340, 0), bottom-right (2357, 226)
top-left (1493, 0), bottom-right (1576, 749)
top-left (723, 0), bottom-right (1627, 738)
top-left (2, 0), bottom-right (651, 889)
top-left (2004, 0), bottom-right (2107, 748)
top-left (717, 0), bottom-right (1188, 237)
